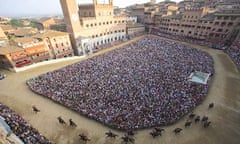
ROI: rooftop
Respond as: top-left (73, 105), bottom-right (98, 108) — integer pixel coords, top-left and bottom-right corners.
top-left (10, 27), bottom-right (38, 37)
top-left (0, 25), bottom-right (14, 32)
top-left (0, 37), bottom-right (7, 41)
top-left (0, 27), bottom-right (7, 40)
top-left (0, 45), bottom-right (23, 55)
top-left (37, 17), bottom-right (53, 23)
top-left (34, 30), bottom-right (68, 39)
top-left (14, 37), bottom-right (39, 44)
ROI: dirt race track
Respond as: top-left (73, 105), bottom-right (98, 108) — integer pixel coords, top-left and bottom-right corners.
top-left (0, 35), bottom-right (240, 144)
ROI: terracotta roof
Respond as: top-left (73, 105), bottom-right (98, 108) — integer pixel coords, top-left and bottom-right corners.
top-left (34, 30), bottom-right (68, 39)
top-left (0, 27), bottom-right (7, 40)
top-left (11, 27), bottom-right (38, 36)
top-left (0, 45), bottom-right (24, 55)
top-left (37, 17), bottom-right (55, 23)
top-left (14, 37), bottom-right (39, 44)
top-left (25, 44), bottom-right (47, 55)
top-left (0, 38), bottom-right (7, 41)
top-left (0, 24), bottom-right (14, 32)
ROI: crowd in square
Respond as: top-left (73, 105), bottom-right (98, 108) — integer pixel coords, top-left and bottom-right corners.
top-left (151, 29), bottom-right (226, 50)
top-left (225, 39), bottom-right (240, 69)
top-left (0, 103), bottom-right (52, 144)
top-left (27, 36), bottom-right (214, 130)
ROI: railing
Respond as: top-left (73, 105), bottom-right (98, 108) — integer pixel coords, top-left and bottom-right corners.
top-left (15, 60), bottom-right (32, 67)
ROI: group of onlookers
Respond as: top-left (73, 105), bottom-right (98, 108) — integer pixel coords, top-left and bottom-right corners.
top-left (0, 103), bottom-right (51, 144)
top-left (225, 39), bottom-right (240, 69)
top-left (151, 29), bottom-right (240, 69)
top-left (151, 29), bottom-right (226, 50)
top-left (27, 36), bottom-right (214, 130)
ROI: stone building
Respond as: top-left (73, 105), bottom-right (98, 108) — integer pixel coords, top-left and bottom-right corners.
top-left (0, 46), bottom-right (31, 70)
top-left (126, 23), bottom-right (145, 38)
top-left (36, 18), bottom-right (56, 30)
top-left (60, 0), bottom-right (126, 55)
top-left (152, 0), bottom-right (240, 45)
top-left (13, 37), bottom-right (50, 63)
top-left (34, 30), bottom-right (74, 59)
top-left (0, 30), bottom-right (74, 71)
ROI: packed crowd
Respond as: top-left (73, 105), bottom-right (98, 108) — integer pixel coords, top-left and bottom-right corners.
top-left (151, 29), bottom-right (227, 50)
top-left (0, 103), bottom-right (51, 144)
top-left (151, 29), bottom-right (240, 69)
top-left (225, 39), bottom-right (240, 69)
top-left (27, 36), bottom-right (214, 130)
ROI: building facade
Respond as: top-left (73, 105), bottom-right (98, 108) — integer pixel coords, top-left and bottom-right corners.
top-left (0, 30), bottom-right (74, 71)
top-left (60, 0), bottom-right (126, 56)
top-left (0, 46), bottom-right (31, 70)
top-left (148, 0), bottom-right (240, 45)
top-left (36, 18), bottom-right (56, 30)
top-left (13, 37), bottom-right (50, 63)
top-left (126, 23), bottom-right (145, 39)
top-left (34, 30), bottom-right (74, 59)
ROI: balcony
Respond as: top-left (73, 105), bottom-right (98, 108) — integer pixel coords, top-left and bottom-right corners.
top-left (15, 60), bottom-right (32, 67)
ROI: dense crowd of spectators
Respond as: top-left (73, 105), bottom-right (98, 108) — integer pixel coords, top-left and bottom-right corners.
top-left (27, 36), bottom-right (214, 130)
top-left (225, 39), bottom-right (240, 69)
top-left (0, 103), bottom-right (51, 144)
top-left (151, 29), bottom-right (240, 70)
top-left (151, 29), bottom-right (226, 50)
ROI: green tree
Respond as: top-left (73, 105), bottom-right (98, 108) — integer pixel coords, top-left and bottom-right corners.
top-left (29, 19), bottom-right (39, 28)
top-left (10, 19), bottom-right (24, 27)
